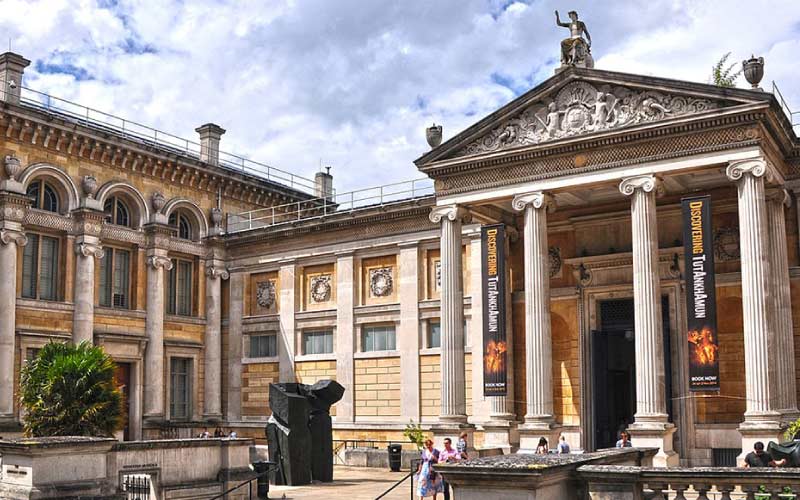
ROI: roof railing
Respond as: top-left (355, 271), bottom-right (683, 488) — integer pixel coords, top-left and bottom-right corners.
top-left (772, 81), bottom-right (800, 135)
top-left (227, 177), bottom-right (435, 233)
top-left (2, 83), bottom-right (318, 194)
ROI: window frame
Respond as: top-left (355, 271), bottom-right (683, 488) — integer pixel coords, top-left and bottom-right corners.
top-left (21, 232), bottom-right (60, 302)
top-left (425, 319), bottom-right (469, 350)
top-left (98, 246), bottom-right (132, 309)
top-left (361, 324), bottom-right (397, 352)
top-left (249, 334), bottom-right (278, 358)
top-left (168, 357), bottom-right (192, 421)
top-left (303, 329), bottom-right (334, 355)
top-left (168, 211), bottom-right (194, 241)
top-left (166, 257), bottom-right (195, 317)
top-left (103, 196), bottom-right (132, 228)
top-left (26, 179), bottom-right (60, 213)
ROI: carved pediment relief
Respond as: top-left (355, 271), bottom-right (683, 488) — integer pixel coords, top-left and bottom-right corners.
top-left (458, 81), bottom-right (719, 157)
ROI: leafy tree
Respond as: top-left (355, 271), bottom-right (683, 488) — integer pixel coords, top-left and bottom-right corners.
top-left (20, 341), bottom-right (124, 437)
top-left (403, 420), bottom-right (426, 450)
top-left (711, 52), bottom-right (742, 88)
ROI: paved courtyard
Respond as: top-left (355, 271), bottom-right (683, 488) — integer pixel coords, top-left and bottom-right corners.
top-left (268, 466), bottom-right (418, 500)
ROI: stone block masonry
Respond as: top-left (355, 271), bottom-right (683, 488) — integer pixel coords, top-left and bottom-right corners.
top-left (354, 357), bottom-right (401, 418)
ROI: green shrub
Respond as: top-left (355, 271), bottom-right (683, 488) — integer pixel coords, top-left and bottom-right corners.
top-left (403, 421), bottom-right (426, 450)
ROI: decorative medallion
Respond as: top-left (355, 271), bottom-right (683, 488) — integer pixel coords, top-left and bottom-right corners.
top-left (549, 246), bottom-right (562, 278)
top-left (370, 267), bottom-right (394, 297)
top-left (713, 226), bottom-right (740, 262)
top-left (256, 281), bottom-right (276, 309)
top-left (459, 81), bottom-right (718, 156)
top-left (310, 275), bottom-right (332, 303)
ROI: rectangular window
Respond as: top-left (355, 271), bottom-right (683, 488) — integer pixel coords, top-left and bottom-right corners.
top-left (21, 234), bottom-right (59, 301)
top-left (167, 259), bottom-right (193, 316)
top-left (169, 357), bottom-right (192, 420)
top-left (428, 322), bottom-right (441, 348)
top-left (249, 334), bottom-right (277, 358)
top-left (99, 248), bottom-right (130, 309)
top-left (303, 330), bottom-right (333, 355)
top-left (362, 325), bottom-right (396, 352)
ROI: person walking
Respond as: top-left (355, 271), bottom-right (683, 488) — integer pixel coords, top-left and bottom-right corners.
top-left (439, 438), bottom-right (460, 500)
top-left (415, 439), bottom-right (443, 499)
top-left (535, 437), bottom-right (549, 454)
top-left (616, 431), bottom-right (632, 448)
top-left (557, 435), bottom-right (570, 454)
top-left (457, 432), bottom-right (469, 460)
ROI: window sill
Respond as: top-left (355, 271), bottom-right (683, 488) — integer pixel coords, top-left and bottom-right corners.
top-left (295, 353), bottom-right (336, 362)
top-left (16, 298), bottom-right (74, 311)
top-left (96, 306), bottom-right (146, 318)
top-left (242, 356), bottom-right (279, 365)
top-left (419, 347), bottom-right (472, 355)
top-left (354, 350), bottom-right (400, 359)
top-left (165, 315), bottom-right (206, 325)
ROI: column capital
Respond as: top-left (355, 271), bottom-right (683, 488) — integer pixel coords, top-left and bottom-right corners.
top-left (766, 188), bottom-right (792, 208)
top-left (75, 241), bottom-right (104, 259)
top-left (429, 204), bottom-right (471, 224)
top-left (512, 191), bottom-right (554, 212)
top-left (205, 265), bottom-right (230, 280)
top-left (619, 174), bottom-right (661, 196)
top-left (0, 228), bottom-right (27, 247)
top-left (726, 158), bottom-right (775, 183)
top-left (146, 255), bottom-right (173, 270)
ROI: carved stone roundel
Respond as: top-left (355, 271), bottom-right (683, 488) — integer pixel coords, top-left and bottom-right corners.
top-left (256, 281), bottom-right (276, 309)
top-left (370, 268), bottom-right (394, 297)
top-left (310, 275), bottom-right (332, 303)
top-left (714, 226), bottom-right (740, 262)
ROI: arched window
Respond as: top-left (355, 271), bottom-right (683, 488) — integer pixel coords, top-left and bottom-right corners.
top-left (26, 180), bottom-right (60, 213)
top-left (104, 196), bottom-right (131, 227)
top-left (168, 211), bottom-right (193, 240)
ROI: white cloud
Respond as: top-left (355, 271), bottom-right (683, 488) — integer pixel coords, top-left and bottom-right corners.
top-left (0, 0), bottom-right (798, 198)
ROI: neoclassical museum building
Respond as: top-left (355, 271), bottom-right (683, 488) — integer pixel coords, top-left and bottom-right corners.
top-left (0, 43), bottom-right (799, 467)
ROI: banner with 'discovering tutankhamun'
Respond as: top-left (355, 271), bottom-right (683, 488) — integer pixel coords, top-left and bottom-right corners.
top-left (682, 195), bottom-right (720, 391)
top-left (481, 224), bottom-right (507, 397)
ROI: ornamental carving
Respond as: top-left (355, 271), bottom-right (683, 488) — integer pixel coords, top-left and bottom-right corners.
top-left (256, 281), bottom-right (276, 309)
top-left (369, 267), bottom-right (394, 297)
top-left (4, 155), bottom-right (21, 180)
top-left (205, 266), bottom-right (230, 280)
top-left (549, 246), bottom-right (562, 278)
top-left (75, 242), bottom-right (105, 259)
top-left (0, 229), bottom-right (27, 247)
top-left (309, 275), bottom-right (332, 303)
top-left (459, 81), bottom-right (718, 156)
top-left (714, 226), bottom-right (740, 262)
top-left (146, 255), bottom-right (173, 270)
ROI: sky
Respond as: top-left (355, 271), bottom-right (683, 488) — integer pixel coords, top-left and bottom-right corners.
top-left (0, 0), bottom-right (799, 197)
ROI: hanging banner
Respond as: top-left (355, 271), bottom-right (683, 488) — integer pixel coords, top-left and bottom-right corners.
top-left (482, 224), bottom-right (507, 397)
top-left (682, 195), bottom-right (720, 391)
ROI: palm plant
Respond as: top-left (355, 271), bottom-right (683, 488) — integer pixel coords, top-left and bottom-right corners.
top-left (710, 52), bottom-right (742, 88)
top-left (20, 341), bottom-right (124, 437)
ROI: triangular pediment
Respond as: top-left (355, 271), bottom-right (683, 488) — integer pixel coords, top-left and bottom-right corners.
top-left (416, 67), bottom-right (770, 166)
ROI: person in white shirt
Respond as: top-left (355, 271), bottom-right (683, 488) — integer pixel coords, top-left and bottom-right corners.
top-left (557, 435), bottom-right (570, 454)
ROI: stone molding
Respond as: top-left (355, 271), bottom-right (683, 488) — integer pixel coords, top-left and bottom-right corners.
top-left (429, 204), bottom-right (470, 224)
top-left (512, 191), bottom-right (554, 212)
top-left (75, 241), bottom-right (105, 259)
top-left (619, 174), bottom-right (660, 196)
top-left (205, 266), bottom-right (230, 280)
top-left (146, 255), bottom-right (173, 270)
top-left (0, 228), bottom-right (27, 247)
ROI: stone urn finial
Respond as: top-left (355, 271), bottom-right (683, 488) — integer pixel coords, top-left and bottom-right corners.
top-left (81, 175), bottom-right (98, 199)
top-left (151, 191), bottom-right (166, 213)
top-left (426, 123), bottom-right (442, 149)
top-left (3, 155), bottom-right (21, 180)
top-left (743, 55), bottom-right (765, 90)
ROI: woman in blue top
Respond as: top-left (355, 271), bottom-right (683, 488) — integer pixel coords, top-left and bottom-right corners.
top-left (415, 439), bottom-right (443, 499)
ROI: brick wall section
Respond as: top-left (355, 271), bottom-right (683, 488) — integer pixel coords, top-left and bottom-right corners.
top-left (354, 357), bottom-right (401, 418)
top-left (242, 362), bottom-right (279, 417)
top-left (552, 299), bottom-right (580, 426)
top-left (419, 353), bottom-right (472, 418)
top-left (295, 360), bottom-right (337, 416)
top-left (695, 285), bottom-right (745, 424)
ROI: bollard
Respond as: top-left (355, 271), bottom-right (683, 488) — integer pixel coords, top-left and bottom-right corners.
top-left (252, 460), bottom-right (274, 499)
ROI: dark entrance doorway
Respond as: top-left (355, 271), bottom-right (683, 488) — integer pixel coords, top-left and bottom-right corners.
top-left (592, 297), bottom-right (672, 449)
top-left (114, 362), bottom-right (132, 441)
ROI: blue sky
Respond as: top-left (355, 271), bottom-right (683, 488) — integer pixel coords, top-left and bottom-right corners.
top-left (1, 0), bottom-right (799, 194)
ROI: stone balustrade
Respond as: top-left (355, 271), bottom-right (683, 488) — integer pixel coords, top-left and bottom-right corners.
top-left (578, 465), bottom-right (800, 499)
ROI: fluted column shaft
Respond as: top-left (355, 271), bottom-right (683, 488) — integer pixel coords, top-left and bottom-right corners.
top-left (204, 264), bottom-right (228, 419)
top-left (430, 205), bottom-right (468, 423)
top-left (766, 190), bottom-right (798, 415)
top-left (620, 175), bottom-right (668, 421)
top-left (513, 192), bottom-right (554, 425)
top-left (0, 229), bottom-right (26, 418)
top-left (73, 236), bottom-right (104, 344)
top-left (144, 252), bottom-right (171, 419)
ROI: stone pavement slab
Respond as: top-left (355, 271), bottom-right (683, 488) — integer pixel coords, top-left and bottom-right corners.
top-left (268, 466), bottom-right (416, 500)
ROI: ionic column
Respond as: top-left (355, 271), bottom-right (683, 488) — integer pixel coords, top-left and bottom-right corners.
top-left (727, 159), bottom-right (782, 459)
top-left (0, 227), bottom-right (26, 420)
top-left (619, 175), bottom-right (677, 467)
top-left (73, 237), bottom-right (104, 344)
top-left (429, 205), bottom-right (470, 427)
top-left (143, 253), bottom-right (171, 421)
top-left (204, 263), bottom-right (229, 420)
top-left (512, 192), bottom-right (555, 427)
top-left (766, 189), bottom-right (798, 418)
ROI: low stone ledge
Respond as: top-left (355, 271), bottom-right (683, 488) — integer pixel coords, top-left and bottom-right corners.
top-left (113, 437), bottom-right (254, 451)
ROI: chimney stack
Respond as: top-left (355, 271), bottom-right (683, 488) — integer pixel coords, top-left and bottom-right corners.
top-left (0, 52), bottom-right (30, 105)
top-left (195, 123), bottom-right (226, 166)
top-left (315, 167), bottom-right (334, 199)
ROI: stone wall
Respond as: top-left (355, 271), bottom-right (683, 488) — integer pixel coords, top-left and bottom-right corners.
top-left (354, 357), bottom-right (401, 419)
top-left (241, 362), bottom-right (279, 417)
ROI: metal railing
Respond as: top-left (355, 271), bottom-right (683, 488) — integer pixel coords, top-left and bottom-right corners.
top-left (773, 81), bottom-right (800, 135)
top-left (375, 458), bottom-right (421, 500)
top-left (1, 82), bottom-right (318, 194)
top-left (227, 177), bottom-right (434, 233)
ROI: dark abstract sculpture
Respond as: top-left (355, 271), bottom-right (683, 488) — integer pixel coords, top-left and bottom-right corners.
top-left (265, 380), bottom-right (345, 486)
top-left (768, 440), bottom-right (800, 466)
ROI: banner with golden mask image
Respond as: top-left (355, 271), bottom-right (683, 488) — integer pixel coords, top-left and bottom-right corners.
top-left (482, 224), bottom-right (507, 397)
top-left (682, 195), bottom-right (720, 391)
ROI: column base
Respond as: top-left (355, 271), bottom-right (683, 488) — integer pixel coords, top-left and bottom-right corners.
top-left (481, 415), bottom-right (517, 453)
top-left (518, 418), bottom-right (558, 454)
top-left (203, 413), bottom-right (223, 423)
top-left (431, 421), bottom-right (475, 450)
top-left (628, 418), bottom-right (678, 468)
top-left (0, 414), bottom-right (23, 436)
top-left (780, 408), bottom-right (800, 428)
top-left (738, 414), bottom-right (784, 466)
top-left (142, 415), bottom-right (166, 427)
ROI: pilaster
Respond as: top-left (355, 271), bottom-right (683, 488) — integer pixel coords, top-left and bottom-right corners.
top-left (619, 175), bottom-right (677, 467)
top-left (398, 243), bottom-right (421, 422)
top-left (71, 208), bottom-right (105, 345)
top-left (143, 223), bottom-right (172, 422)
top-left (203, 239), bottom-right (228, 421)
top-left (335, 252), bottom-right (356, 422)
top-left (226, 272), bottom-right (245, 421)
top-left (278, 262), bottom-right (297, 382)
